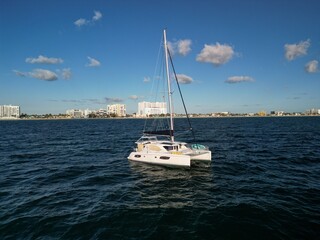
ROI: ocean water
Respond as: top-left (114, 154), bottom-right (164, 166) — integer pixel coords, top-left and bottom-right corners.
top-left (0, 117), bottom-right (319, 239)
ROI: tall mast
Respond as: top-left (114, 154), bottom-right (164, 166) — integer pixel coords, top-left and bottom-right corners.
top-left (163, 29), bottom-right (174, 142)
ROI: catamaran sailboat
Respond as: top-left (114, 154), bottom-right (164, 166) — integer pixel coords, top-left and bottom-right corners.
top-left (127, 29), bottom-right (211, 167)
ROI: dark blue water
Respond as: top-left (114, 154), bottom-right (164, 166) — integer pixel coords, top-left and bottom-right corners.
top-left (0, 117), bottom-right (319, 239)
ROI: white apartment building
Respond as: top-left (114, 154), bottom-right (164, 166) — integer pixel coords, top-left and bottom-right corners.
top-left (138, 101), bottom-right (167, 117)
top-left (66, 109), bottom-right (84, 118)
top-left (0, 105), bottom-right (20, 118)
top-left (83, 109), bottom-right (92, 118)
top-left (107, 104), bottom-right (126, 117)
top-left (308, 108), bottom-right (320, 115)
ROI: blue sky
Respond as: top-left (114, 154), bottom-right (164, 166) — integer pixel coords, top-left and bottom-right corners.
top-left (1, 0), bottom-right (319, 114)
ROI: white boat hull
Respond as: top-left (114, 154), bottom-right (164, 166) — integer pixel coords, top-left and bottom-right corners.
top-left (190, 150), bottom-right (212, 161)
top-left (128, 151), bottom-right (191, 167)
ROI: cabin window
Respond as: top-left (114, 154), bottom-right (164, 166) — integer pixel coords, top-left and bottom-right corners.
top-left (160, 156), bottom-right (170, 160)
top-left (134, 155), bottom-right (141, 158)
top-left (164, 146), bottom-right (174, 151)
top-left (164, 145), bottom-right (179, 151)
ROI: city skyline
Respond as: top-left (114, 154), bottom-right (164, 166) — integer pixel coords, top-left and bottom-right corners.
top-left (1, 0), bottom-right (319, 115)
top-left (2, 103), bottom-right (318, 119)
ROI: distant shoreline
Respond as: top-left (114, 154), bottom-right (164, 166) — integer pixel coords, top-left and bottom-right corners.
top-left (1, 115), bottom-right (319, 121)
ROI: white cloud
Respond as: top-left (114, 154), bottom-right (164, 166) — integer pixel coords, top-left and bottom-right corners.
top-left (284, 39), bottom-right (310, 61)
top-left (196, 43), bottom-right (234, 66)
top-left (305, 60), bottom-right (318, 73)
top-left (74, 18), bottom-right (89, 27)
top-left (29, 69), bottom-right (58, 81)
top-left (129, 95), bottom-right (139, 100)
top-left (61, 99), bottom-right (82, 103)
top-left (176, 74), bottom-right (193, 84)
top-left (84, 98), bottom-right (103, 104)
top-left (13, 70), bottom-right (28, 77)
top-left (177, 39), bottom-right (192, 56)
top-left (62, 68), bottom-right (72, 79)
top-left (14, 69), bottom-right (58, 81)
top-left (168, 39), bottom-right (192, 56)
top-left (143, 76), bottom-right (151, 82)
top-left (93, 11), bottom-right (102, 21)
top-left (86, 56), bottom-right (101, 67)
top-left (105, 97), bottom-right (123, 103)
top-left (74, 11), bottom-right (102, 27)
top-left (14, 68), bottom-right (74, 81)
top-left (26, 55), bottom-right (63, 64)
top-left (225, 76), bottom-right (254, 84)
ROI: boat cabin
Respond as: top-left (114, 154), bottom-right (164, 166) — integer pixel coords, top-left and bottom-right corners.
top-left (135, 135), bottom-right (188, 153)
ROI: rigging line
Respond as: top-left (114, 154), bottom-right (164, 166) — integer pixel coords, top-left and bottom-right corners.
top-left (156, 43), bottom-right (170, 131)
top-left (143, 36), bottom-right (165, 134)
top-left (150, 35), bottom-right (164, 99)
top-left (143, 42), bottom-right (161, 134)
top-left (167, 48), bottom-right (196, 141)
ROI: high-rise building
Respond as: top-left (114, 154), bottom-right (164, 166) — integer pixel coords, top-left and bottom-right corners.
top-left (107, 104), bottom-right (126, 117)
top-left (138, 101), bottom-right (167, 117)
top-left (66, 109), bottom-right (84, 118)
top-left (0, 105), bottom-right (20, 118)
top-left (83, 109), bottom-right (92, 118)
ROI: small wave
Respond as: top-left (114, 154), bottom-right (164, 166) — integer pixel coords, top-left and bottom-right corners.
top-left (10, 152), bottom-right (47, 160)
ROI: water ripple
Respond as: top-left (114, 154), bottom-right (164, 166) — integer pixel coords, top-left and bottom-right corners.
top-left (0, 117), bottom-right (319, 239)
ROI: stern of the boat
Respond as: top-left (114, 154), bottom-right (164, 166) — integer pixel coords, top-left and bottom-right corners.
top-left (190, 150), bottom-right (212, 161)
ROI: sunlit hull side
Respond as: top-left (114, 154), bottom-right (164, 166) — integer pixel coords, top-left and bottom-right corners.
top-left (128, 152), bottom-right (191, 168)
top-left (189, 150), bottom-right (212, 161)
